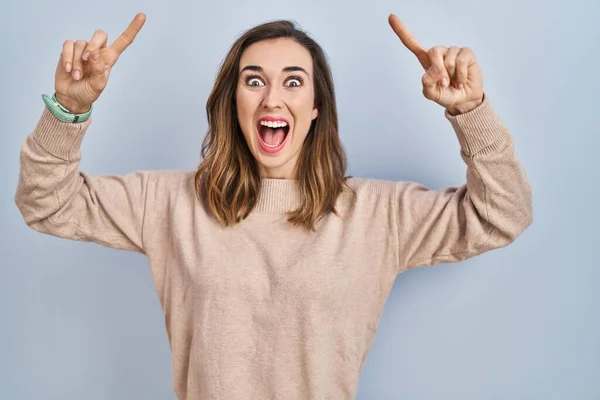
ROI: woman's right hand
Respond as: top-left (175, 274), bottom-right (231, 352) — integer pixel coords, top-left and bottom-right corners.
top-left (54, 13), bottom-right (147, 114)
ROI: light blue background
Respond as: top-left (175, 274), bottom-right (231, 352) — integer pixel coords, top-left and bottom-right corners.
top-left (1, 0), bottom-right (598, 399)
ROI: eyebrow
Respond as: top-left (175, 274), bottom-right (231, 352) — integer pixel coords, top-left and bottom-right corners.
top-left (239, 65), bottom-right (311, 77)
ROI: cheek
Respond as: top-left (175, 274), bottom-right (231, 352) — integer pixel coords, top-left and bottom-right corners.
top-left (236, 85), bottom-right (258, 108)
top-left (236, 90), bottom-right (249, 116)
top-left (299, 89), bottom-right (316, 114)
top-left (291, 93), bottom-right (316, 127)
top-left (236, 93), bottom-right (256, 130)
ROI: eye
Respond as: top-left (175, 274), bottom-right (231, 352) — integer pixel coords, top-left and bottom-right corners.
top-left (287, 76), bottom-right (304, 87)
top-left (246, 75), bottom-right (265, 87)
top-left (244, 74), bottom-right (304, 88)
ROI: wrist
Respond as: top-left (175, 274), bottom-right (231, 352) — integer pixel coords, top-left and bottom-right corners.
top-left (447, 96), bottom-right (484, 116)
top-left (55, 93), bottom-right (91, 115)
top-left (42, 93), bottom-right (93, 123)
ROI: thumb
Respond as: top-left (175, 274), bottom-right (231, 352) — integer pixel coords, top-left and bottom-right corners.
top-left (87, 52), bottom-right (109, 93)
top-left (421, 64), bottom-right (441, 101)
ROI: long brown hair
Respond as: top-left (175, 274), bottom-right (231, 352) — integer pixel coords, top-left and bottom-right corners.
top-left (194, 20), bottom-right (352, 231)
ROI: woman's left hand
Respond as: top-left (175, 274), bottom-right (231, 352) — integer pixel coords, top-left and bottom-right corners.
top-left (388, 14), bottom-right (484, 115)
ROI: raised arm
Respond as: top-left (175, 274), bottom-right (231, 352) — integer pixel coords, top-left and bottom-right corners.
top-left (14, 13), bottom-right (153, 253)
top-left (395, 95), bottom-right (532, 270)
top-left (387, 14), bottom-right (533, 270)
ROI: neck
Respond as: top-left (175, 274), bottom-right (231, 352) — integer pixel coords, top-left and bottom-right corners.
top-left (258, 157), bottom-right (299, 180)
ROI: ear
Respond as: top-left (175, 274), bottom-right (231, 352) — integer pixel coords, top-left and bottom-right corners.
top-left (311, 107), bottom-right (318, 120)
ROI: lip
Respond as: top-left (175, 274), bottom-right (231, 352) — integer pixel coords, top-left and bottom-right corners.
top-left (257, 115), bottom-right (290, 124)
top-left (256, 115), bottom-right (291, 154)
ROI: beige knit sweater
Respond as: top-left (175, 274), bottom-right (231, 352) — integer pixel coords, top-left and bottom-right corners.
top-left (15, 94), bottom-right (532, 399)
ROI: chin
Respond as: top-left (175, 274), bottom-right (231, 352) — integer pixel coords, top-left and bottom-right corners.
top-left (256, 153), bottom-right (290, 172)
top-left (253, 142), bottom-right (299, 179)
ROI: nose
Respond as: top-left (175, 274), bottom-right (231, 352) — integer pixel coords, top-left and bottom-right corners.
top-left (261, 84), bottom-right (283, 109)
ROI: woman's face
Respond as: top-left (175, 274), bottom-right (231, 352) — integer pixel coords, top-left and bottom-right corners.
top-left (236, 37), bottom-right (318, 179)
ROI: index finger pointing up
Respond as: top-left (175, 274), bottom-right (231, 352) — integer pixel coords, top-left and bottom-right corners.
top-left (388, 14), bottom-right (430, 70)
top-left (110, 12), bottom-right (147, 56)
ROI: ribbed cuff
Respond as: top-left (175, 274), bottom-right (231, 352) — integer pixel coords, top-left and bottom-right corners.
top-left (32, 107), bottom-right (92, 160)
top-left (445, 93), bottom-right (508, 157)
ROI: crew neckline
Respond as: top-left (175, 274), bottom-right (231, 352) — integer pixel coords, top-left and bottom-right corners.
top-left (254, 178), bottom-right (302, 213)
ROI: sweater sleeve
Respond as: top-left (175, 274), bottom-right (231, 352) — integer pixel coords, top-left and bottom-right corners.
top-left (395, 94), bottom-right (533, 271)
top-left (14, 107), bottom-right (153, 254)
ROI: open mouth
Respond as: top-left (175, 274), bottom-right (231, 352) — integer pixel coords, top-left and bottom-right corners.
top-left (256, 120), bottom-right (290, 152)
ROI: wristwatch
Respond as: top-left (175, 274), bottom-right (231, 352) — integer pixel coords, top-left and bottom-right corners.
top-left (42, 92), bottom-right (93, 123)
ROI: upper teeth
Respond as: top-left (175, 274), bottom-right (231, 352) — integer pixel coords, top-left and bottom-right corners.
top-left (260, 120), bottom-right (288, 128)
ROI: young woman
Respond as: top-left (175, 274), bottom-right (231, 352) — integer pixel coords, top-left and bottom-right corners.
top-left (15, 12), bottom-right (533, 400)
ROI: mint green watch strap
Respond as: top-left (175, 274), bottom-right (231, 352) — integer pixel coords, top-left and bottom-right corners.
top-left (42, 93), bottom-right (92, 123)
